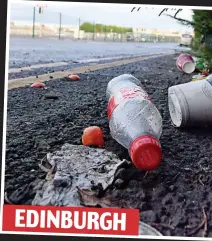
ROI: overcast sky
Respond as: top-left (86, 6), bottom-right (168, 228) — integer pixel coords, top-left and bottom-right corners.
top-left (9, 1), bottom-right (195, 31)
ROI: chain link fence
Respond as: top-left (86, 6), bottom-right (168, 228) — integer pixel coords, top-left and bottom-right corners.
top-left (10, 6), bottom-right (181, 43)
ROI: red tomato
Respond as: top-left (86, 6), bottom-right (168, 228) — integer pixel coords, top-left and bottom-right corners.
top-left (67, 75), bottom-right (80, 81)
top-left (82, 126), bottom-right (104, 147)
top-left (31, 82), bottom-right (46, 88)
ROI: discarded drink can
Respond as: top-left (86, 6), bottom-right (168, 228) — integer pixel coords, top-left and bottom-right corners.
top-left (176, 53), bottom-right (195, 74)
top-left (168, 76), bottom-right (212, 127)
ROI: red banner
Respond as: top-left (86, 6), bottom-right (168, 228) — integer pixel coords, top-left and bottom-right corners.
top-left (2, 205), bottom-right (139, 236)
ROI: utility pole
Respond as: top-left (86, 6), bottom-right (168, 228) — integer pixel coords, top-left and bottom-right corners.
top-left (78, 18), bottom-right (81, 39)
top-left (39, 7), bottom-right (43, 38)
top-left (59, 13), bottom-right (62, 39)
top-left (36, 4), bottom-right (48, 38)
top-left (101, 24), bottom-right (103, 41)
top-left (93, 22), bottom-right (95, 41)
top-left (104, 25), bottom-right (106, 41)
top-left (32, 7), bottom-right (35, 38)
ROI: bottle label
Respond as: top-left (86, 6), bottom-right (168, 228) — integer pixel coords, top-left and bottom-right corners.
top-left (107, 87), bottom-right (152, 119)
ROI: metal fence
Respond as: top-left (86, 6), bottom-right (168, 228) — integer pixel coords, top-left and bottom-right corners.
top-left (10, 6), bottom-right (181, 43)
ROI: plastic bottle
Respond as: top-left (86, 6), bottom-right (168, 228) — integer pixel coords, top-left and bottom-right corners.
top-left (106, 74), bottom-right (163, 170)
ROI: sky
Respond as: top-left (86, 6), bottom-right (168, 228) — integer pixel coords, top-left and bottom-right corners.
top-left (9, 1), bottom-right (196, 31)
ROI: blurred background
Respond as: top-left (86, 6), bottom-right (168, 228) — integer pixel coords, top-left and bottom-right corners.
top-left (9, 2), bottom-right (194, 43)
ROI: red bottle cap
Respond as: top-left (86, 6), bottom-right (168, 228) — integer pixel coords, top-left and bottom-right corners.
top-left (130, 135), bottom-right (162, 170)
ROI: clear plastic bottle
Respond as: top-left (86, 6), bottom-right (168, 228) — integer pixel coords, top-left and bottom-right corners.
top-left (106, 74), bottom-right (163, 170)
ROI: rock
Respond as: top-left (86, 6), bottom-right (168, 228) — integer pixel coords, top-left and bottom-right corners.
top-left (140, 210), bottom-right (158, 223)
top-left (162, 193), bottom-right (173, 205)
top-left (44, 93), bottom-right (59, 100)
top-left (169, 185), bottom-right (177, 192)
top-left (114, 179), bottom-right (125, 189)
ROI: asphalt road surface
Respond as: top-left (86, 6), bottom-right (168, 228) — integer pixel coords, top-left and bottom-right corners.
top-left (9, 36), bottom-right (188, 69)
top-left (7, 36), bottom-right (211, 238)
top-left (6, 53), bottom-right (212, 237)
